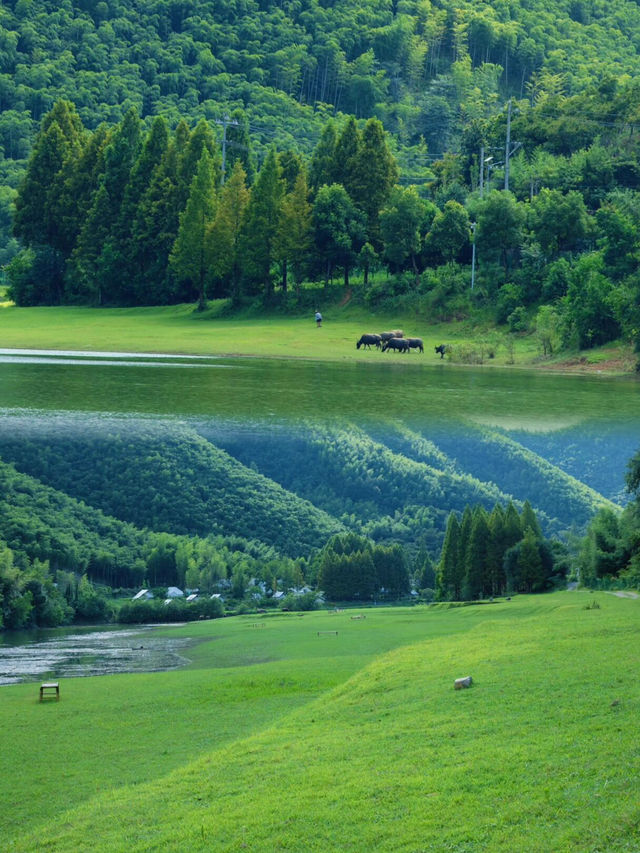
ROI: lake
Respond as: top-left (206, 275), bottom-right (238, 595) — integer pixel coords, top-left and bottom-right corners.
top-left (0, 623), bottom-right (196, 685)
top-left (0, 348), bottom-right (638, 427)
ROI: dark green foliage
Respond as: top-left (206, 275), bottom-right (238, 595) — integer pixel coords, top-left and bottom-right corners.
top-left (0, 416), bottom-right (342, 559)
top-left (117, 595), bottom-right (224, 624)
top-left (439, 500), bottom-right (555, 600)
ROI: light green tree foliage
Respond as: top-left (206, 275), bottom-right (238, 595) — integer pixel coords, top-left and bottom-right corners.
top-left (313, 183), bottom-right (367, 287)
top-left (242, 147), bottom-right (284, 300)
top-left (274, 168), bottom-right (312, 295)
top-left (474, 190), bottom-right (524, 277)
top-left (578, 507), bottom-right (626, 586)
top-left (309, 120), bottom-right (338, 192)
top-left (380, 185), bottom-right (426, 282)
top-left (170, 148), bottom-right (218, 310)
top-left (436, 510), bottom-right (461, 600)
top-left (562, 252), bottom-right (619, 348)
top-left (535, 305), bottom-right (562, 356)
top-left (528, 188), bottom-right (589, 256)
top-left (463, 506), bottom-right (491, 600)
top-left (427, 200), bottom-right (470, 263)
top-left (350, 118), bottom-right (398, 246)
top-left (596, 201), bottom-right (639, 280)
top-left (206, 160), bottom-right (251, 301)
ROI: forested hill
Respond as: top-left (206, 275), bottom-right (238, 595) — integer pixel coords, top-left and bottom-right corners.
top-left (0, 414), bottom-right (617, 600)
top-left (0, 416), bottom-right (343, 557)
top-left (3, 0), bottom-right (640, 183)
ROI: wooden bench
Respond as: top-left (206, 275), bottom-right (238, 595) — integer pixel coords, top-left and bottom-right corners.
top-left (317, 631), bottom-right (338, 637)
top-left (40, 682), bottom-right (60, 701)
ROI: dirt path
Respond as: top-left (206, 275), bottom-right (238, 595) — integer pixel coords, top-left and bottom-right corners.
top-left (606, 590), bottom-right (639, 599)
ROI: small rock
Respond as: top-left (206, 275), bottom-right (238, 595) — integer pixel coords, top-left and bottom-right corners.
top-left (454, 676), bottom-right (473, 690)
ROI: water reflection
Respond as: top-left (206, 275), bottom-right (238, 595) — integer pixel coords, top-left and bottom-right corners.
top-left (0, 625), bottom-right (195, 685)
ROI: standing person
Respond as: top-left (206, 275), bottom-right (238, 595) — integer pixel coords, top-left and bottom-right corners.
top-left (315, 310), bottom-right (322, 327)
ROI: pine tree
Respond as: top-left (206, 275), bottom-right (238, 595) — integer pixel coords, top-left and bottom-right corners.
top-left (170, 149), bottom-right (218, 311)
top-left (57, 124), bottom-right (110, 260)
top-left (75, 108), bottom-right (142, 304)
top-left (13, 100), bottom-right (85, 302)
top-left (333, 117), bottom-right (361, 200)
top-left (515, 527), bottom-right (545, 593)
top-left (350, 118), bottom-right (398, 246)
top-left (177, 119), bottom-right (220, 210)
top-left (206, 160), bottom-right (250, 301)
top-left (463, 507), bottom-right (491, 600)
top-left (521, 500), bottom-right (542, 538)
top-left (274, 169), bottom-right (312, 295)
top-left (504, 500), bottom-right (523, 549)
top-left (225, 110), bottom-right (255, 186)
top-left (487, 503), bottom-right (507, 596)
top-left (309, 120), bottom-right (338, 192)
top-left (241, 148), bottom-right (284, 300)
top-left (13, 99), bottom-right (84, 250)
top-left (113, 116), bottom-right (170, 303)
top-left (436, 511), bottom-right (461, 600)
top-left (373, 544), bottom-right (410, 598)
top-left (130, 141), bottom-right (182, 304)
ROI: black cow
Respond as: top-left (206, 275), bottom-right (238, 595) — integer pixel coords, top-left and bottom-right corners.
top-left (382, 337), bottom-right (410, 353)
top-left (380, 329), bottom-right (403, 342)
top-left (435, 344), bottom-right (449, 359)
top-left (406, 338), bottom-right (424, 353)
top-left (356, 334), bottom-right (382, 350)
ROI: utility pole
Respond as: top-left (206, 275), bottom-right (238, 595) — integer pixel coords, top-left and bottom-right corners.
top-left (479, 144), bottom-right (484, 197)
top-left (470, 222), bottom-right (476, 290)
top-left (504, 99), bottom-right (512, 191)
top-left (216, 115), bottom-right (239, 185)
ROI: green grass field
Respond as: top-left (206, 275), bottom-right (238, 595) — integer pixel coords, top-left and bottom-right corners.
top-left (0, 299), bottom-right (549, 366)
top-left (3, 592), bottom-right (639, 851)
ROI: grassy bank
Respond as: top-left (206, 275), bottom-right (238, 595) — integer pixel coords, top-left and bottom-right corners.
top-left (4, 591), bottom-right (639, 851)
top-left (0, 299), bottom-right (628, 370)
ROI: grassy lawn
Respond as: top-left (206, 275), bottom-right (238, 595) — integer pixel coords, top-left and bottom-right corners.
top-left (0, 300), bottom-right (547, 366)
top-left (4, 591), bottom-right (640, 851)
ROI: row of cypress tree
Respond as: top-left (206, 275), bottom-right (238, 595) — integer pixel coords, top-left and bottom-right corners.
top-left (436, 500), bottom-right (557, 600)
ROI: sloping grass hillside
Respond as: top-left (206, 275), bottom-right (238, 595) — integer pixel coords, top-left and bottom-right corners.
top-left (5, 592), bottom-right (639, 852)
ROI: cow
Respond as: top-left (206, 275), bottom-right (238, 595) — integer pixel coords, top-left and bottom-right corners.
top-left (435, 344), bottom-right (449, 359)
top-left (380, 329), bottom-right (404, 342)
top-left (382, 337), bottom-right (410, 353)
top-left (406, 338), bottom-right (424, 353)
top-left (356, 334), bottom-right (382, 350)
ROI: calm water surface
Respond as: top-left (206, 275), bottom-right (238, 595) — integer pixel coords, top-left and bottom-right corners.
top-left (0, 349), bottom-right (637, 428)
top-left (0, 624), bottom-right (196, 685)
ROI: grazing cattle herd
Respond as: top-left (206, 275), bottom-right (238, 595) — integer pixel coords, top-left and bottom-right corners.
top-left (356, 330), bottom-right (445, 357)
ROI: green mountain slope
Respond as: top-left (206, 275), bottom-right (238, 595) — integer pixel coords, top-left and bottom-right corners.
top-left (2, 0), bottom-right (640, 177)
top-left (0, 453), bottom-right (288, 588)
top-left (374, 420), bottom-right (617, 529)
top-left (0, 415), bottom-right (344, 557)
top-left (205, 419), bottom-right (521, 535)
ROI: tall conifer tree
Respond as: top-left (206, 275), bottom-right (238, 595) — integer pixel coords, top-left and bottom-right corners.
top-left (242, 147), bottom-right (283, 300)
top-left (170, 148), bottom-right (218, 310)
